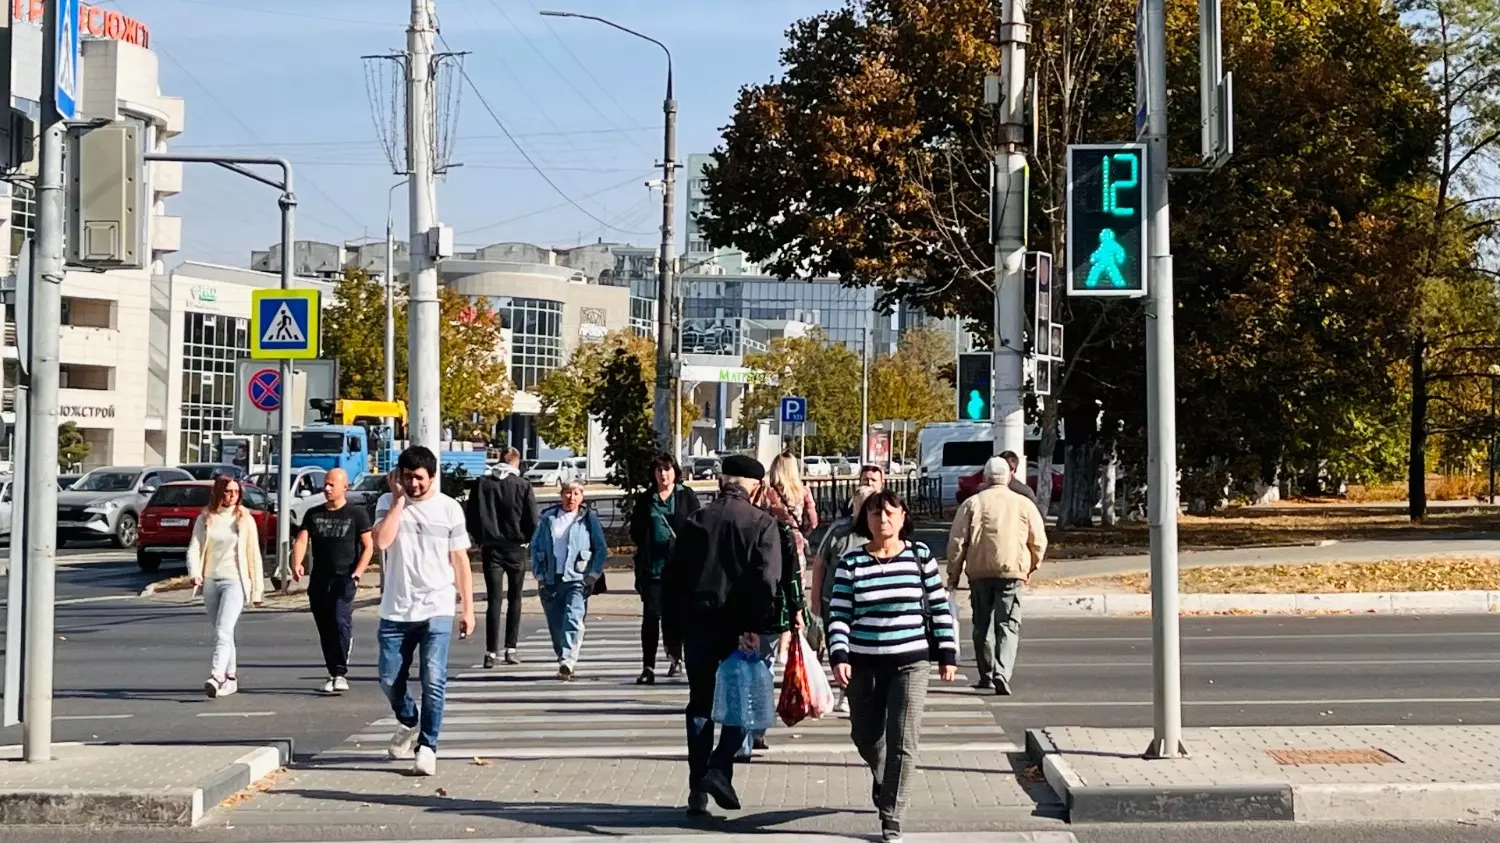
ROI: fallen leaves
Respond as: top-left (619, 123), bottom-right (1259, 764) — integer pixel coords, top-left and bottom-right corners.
top-left (471, 757), bottom-right (491, 767)
top-left (1039, 556), bottom-right (1500, 594)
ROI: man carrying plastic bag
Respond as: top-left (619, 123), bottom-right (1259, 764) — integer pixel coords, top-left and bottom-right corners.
top-left (663, 455), bottom-right (782, 819)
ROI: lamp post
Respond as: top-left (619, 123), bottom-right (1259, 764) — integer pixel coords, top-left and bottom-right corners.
top-left (385, 177), bottom-right (409, 405)
top-left (542, 10), bottom-right (677, 452)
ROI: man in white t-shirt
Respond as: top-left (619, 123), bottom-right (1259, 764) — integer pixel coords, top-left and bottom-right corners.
top-left (373, 445), bottom-right (475, 776)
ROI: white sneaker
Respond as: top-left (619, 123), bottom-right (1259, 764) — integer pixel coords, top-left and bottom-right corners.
top-left (332, 676), bottom-right (349, 693)
top-left (321, 678), bottom-right (337, 694)
top-left (203, 677), bottom-right (222, 699)
top-left (388, 724), bottom-right (419, 760)
top-left (835, 692), bottom-right (850, 714)
top-left (412, 745), bottom-right (437, 776)
top-left (218, 678), bottom-right (239, 697)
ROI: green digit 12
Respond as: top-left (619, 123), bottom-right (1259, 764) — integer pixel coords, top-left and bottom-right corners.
top-left (1102, 152), bottom-right (1139, 217)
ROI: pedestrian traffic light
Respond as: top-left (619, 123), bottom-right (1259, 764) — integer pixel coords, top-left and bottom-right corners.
top-left (956, 352), bottom-right (992, 422)
top-left (1066, 144), bottom-right (1147, 298)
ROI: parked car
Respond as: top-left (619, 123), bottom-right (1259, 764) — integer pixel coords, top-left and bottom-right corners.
top-left (690, 457), bottom-right (722, 480)
top-left (347, 472), bottom-right (387, 520)
top-left (57, 466), bottom-right (195, 548)
top-left (0, 475), bottom-right (12, 538)
top-left (524, 458), bottom-right (586, 489)
top-left (246, 467), bottom-right (328, 529)
top-left (177, 463), bottom-right (249, 482)
top-left (802, 456), bottom-right (832, 478)
top-left (136, 480), bottom-right (278, 573)
top-left (954, 464), bottom-right (1065, 505)
top-left (887, 458), bottom-right (919, 478)
top-left (57, 474), bottom-right (81, 490)
top-left (831, 456), bottom-right (859, 478)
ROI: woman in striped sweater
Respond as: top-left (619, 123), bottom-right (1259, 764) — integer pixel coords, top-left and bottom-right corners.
top-left (826, 489), bottom-right (958, 843)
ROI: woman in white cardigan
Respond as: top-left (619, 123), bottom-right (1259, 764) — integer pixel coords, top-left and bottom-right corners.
top-left (187, 474), bottom-right (265, 698)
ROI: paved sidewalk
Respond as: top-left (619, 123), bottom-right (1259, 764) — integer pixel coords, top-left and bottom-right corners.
top-left (1028, 724), bottom-right (1500, 824)
top-left (0, 741), bottom-right (287, 826)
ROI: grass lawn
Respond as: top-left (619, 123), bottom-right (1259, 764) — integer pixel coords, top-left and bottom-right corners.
top-left (1037, 556), bottom-right (1500, 594)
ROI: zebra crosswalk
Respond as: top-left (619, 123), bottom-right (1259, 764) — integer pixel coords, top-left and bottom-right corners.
top-left (322, 617), bottom-right (1012, 761)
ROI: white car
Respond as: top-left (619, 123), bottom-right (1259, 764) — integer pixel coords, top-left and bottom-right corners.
top-left (525, 458), bottom-right (587, 489)
top-left (802, 456), bottom-right (832, 478)
top-left (247, 467), bottom-right (328, 529)
top-left (887, 459), bottom-right (919, 478)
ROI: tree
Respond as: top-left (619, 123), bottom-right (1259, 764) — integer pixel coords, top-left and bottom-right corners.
top-left (702, 0), bottom-right (1443, 517)
top-left (741, 329), bottom-right (863, 454)
top-left (322, 267), bottom-right (406, 401)
top-left (534, 330), bottom-right (696, 452)
top-left (57, 422), bottom-right (89, 470)
top-left (438, 288), bottom-right (513, 438)
top-left (869, 325), bottom-right (956, 459)
top-left (590, 347), bottom-right (658, 493)
top-left (1397, 0), bottom-right (1500, 518)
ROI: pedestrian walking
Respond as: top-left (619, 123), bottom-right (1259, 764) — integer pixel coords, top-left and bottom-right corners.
top-left (998, 450), bottom-right (1041, 512)
top-left (743, 452), bottom-right (815, 754)
top-left (946, 456), bottom-right (1047, 696)
top-left (373, 446), bottom-right (476, 777)
top-left (291, 467), bottom-right (373, 694)
top-left (629, 453), bottom-right (701, 685)
top-left (810, 484), bottom-right (878, 713)
top-left (465, 447), bottom-right (539, 668)
top-left (663, 455), bottom-right (781, 817)
top-left (186, 474), bottom-right (265, 699)
top-left (858, 463), bottom-right (886, 491)
top-left (530, 480), bottom-right (607, 681)
top-left (828, 489), bottom-right (959, 843)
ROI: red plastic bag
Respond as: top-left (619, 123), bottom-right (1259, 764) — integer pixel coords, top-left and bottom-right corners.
top-left (777, 632), bottom-right (816, 727)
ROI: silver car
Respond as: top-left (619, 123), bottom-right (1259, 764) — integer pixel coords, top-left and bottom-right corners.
top-left (57, 466), bottom-right (194, 548)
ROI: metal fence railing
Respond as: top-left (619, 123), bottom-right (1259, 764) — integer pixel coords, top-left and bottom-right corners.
top-left (805, 475), bottom-right (944, 522)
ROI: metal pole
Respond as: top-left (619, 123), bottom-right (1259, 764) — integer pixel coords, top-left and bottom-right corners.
top-left (1142, 0), bottom-right (1184, 759)
top-left (406, 0), bottom-right (441, 451)
top-left (860, 309), bottom-right (870, 465)
top-left (654, 70), bottom-right (677, 451)
top-left (672, 267), bottom-right (683, 459)
top-left (23, 0), bottom-right (65, 761)
top-left (276, 184), bottom-right (297, 584)
top-left (992, 0), bottom-right (1029, 475)
top-left (1489, 373), bottom-right (1496, 504)
top-left (385, 179), bottom-right (406, 405)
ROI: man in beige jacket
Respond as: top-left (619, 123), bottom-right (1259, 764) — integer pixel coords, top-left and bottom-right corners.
top-left (946, 456), bottom-right (1047, 695)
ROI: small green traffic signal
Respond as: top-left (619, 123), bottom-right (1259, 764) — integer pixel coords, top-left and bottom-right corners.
top-left (956, 352), bottom-right (992, 421)
top-left (1066, 144), bottom-right (1148, 297)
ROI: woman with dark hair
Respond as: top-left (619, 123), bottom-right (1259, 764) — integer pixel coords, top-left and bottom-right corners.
top-left (827, 490), bottom-right (958, 843)
top-left (629, 452), bottom-right (701, 684)
top-left (187, 474), bottom-right (265, 698)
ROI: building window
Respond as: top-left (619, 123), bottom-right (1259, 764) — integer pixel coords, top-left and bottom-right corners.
top-left (9, 180), bottom-right (34, 261)
top-left (484, 297), bottom-right (563, 392)
top-left (630, 296), bottom-right (656, 337)
top-left (178, 311), bottom-right (249, 462)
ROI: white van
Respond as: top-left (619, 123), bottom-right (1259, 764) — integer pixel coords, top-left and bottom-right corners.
top-left (918, 422), bottom-right (995, 503)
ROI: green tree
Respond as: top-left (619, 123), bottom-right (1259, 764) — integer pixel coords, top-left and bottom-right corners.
top-left (438, 287), bottom-right (513, 439)
top-left (741, 329), bottom-right (863, 454)
top-left (57, 422), bottom-right (89, 470)
top-left (870, 325), bottom-right (956, 459)
top-left (589, 347), bottom-right (658, 493)
top-left (535, 330), bottom-right (695, 452)
top-left (321, 267), bottom-right (406, 401)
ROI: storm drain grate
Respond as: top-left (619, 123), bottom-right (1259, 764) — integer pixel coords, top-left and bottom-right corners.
top-left (1267, 748), bottom-right (1401, 766)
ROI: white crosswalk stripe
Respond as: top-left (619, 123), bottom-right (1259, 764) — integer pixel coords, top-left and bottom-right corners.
top-left (319, 618), bottom-right (1011, 761)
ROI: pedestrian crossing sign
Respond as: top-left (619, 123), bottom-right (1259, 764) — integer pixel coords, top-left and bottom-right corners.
top-left (250, 289), bottom-right (320, 359)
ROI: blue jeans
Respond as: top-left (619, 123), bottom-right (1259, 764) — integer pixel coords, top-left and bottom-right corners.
top-left (377, 616), bottom-right (453, 752)
top-left (539, 580), bottom-right (588, 667)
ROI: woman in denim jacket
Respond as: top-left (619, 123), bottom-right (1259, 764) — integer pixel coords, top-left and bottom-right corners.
top-left (530, 479), bottom-right (608, 681)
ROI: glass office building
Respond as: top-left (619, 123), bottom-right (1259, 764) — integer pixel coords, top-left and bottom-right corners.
top-left (479, 296), bottom-right (565, 392)
top-left (179, 311), bottom-right (250, 463)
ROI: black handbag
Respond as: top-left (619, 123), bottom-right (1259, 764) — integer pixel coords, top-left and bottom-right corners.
top-left (915, 545), bottom-right (941, 660)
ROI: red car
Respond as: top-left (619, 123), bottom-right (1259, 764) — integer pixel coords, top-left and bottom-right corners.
top-left (954, 466), bottom-right (1065, 505)
top-left (136, 480), bottom-right (278, 573)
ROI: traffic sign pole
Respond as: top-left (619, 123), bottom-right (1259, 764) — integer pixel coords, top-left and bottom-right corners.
top-left (276, 194), bottom-right (297, 583)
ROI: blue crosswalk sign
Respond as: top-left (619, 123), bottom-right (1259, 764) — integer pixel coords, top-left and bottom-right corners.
top-left (780, 396), bottom-right (807, 424)
top-left (250, 289), bottom-right (320, 359)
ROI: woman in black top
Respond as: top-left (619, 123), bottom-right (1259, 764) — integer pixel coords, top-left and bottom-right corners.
top-left (629, 453), bottom-right (702, 684)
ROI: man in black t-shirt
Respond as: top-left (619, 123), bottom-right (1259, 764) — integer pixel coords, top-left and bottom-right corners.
top-left (293, 468), bottom-right (373, 694)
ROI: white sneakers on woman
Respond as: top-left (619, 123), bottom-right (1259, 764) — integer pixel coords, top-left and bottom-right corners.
top-left (204, 677), bottom-right (238, 698)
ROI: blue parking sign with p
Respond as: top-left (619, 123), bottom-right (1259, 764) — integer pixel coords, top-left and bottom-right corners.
top-left (780, 396), bottom-right (807, 424)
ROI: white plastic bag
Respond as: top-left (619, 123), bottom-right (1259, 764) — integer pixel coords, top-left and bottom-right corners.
top-left (798, 631), bottom-right (835, 717)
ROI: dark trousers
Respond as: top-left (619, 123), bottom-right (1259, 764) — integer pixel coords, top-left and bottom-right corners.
top-left (639, 581), bottom-right (681, 670)
top-left (480, 545), bottom-right (525, 653)
top-left (307, 575), bottom-right (356, 678)
top-left (847, 661), bottom-right (930, 830)
top-left (684, 629), bottom-right (745, 795)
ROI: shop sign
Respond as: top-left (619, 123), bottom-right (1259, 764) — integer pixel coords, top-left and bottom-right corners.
top-left (12, 0), bottom-right (151, 49)
top-left (61, 404), bottom-right (115, 420)
top-left (192, 285), bottom-right (217, 303)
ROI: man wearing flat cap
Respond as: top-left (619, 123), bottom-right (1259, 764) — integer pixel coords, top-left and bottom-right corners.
top-left (663, 454), bottom-right (782, 817)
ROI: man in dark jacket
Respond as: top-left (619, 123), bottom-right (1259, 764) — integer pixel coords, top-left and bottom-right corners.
top-left (663, 454), bottom-right (782, 818)
top-left (999, 450), bottom-right (1041, 512)
top-left (465, 447), bottom-right (539, 668)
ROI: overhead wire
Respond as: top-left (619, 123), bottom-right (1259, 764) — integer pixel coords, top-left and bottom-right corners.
top-left (454, 171), bottom-right (654, 236)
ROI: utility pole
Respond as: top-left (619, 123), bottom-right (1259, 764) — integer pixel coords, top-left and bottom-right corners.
top-left (23, 0), bottom-right (66, 763)
top-left (406, 0), bottom-right (440, 451)
top-left (672, 268), bottom-right (683, 459)
top-left (386, 178), bottom-right (408, 406)
top-left (654, 74), bottom-right (677, 453)
top-left (1141, 0), bottom-right (1185, 759)
top-left (860, 309), bottom-right (870, 465)
top-left (991, 0), bottom-right (1029, 471)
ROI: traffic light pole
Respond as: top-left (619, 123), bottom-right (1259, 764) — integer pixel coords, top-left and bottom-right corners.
top-left (1141, 0), bottom-right (1185, 759)
top-left (991, 0), bottom-right (1030, 468)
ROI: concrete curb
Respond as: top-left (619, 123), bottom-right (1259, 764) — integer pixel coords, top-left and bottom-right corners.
top-left (1023, 729), bottom-right (1500, 824)
top-left (0, 740), bottom-right (290, 826)
top-left (1026, 589), bottom-right (1500, 617)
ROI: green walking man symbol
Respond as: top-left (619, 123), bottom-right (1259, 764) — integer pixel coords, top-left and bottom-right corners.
top-left (1086, 228), bottom-right (1129, 288)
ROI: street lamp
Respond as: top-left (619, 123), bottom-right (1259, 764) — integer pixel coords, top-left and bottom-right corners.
top-left (385, 177), bottom-right (409, 406)
top-left (542, 10), bottom-right (678, 454)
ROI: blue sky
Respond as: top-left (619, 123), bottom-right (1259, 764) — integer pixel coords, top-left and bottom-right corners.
top-left (113, 0), bottom-right (828, 266)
